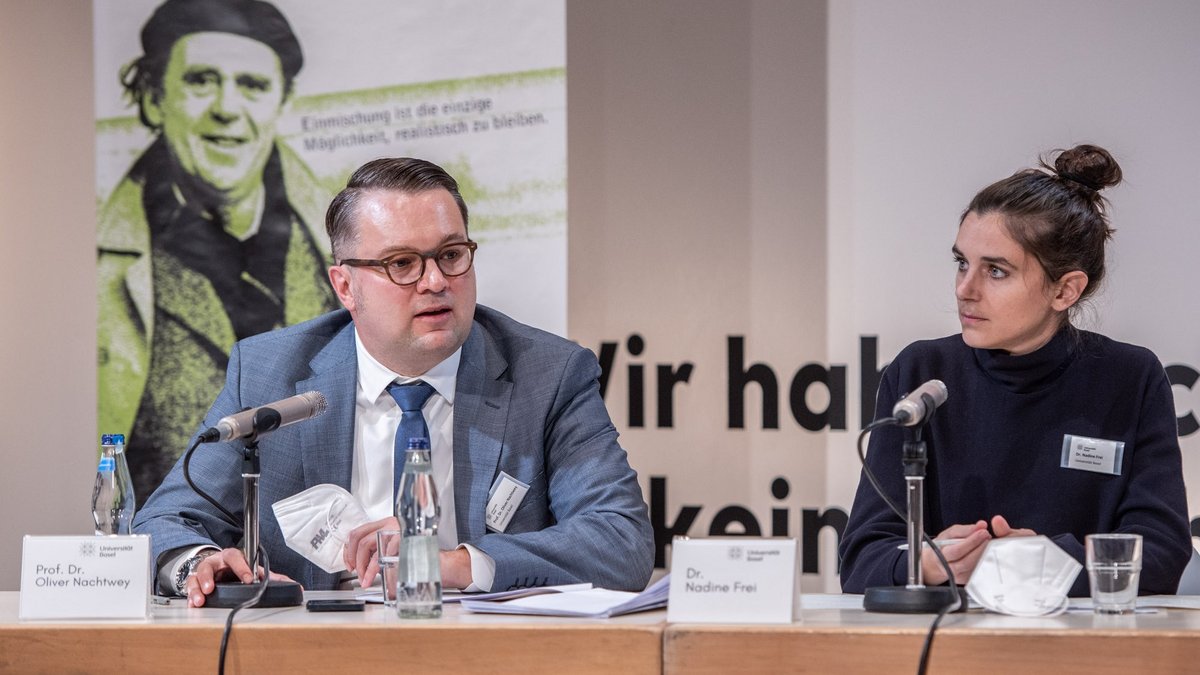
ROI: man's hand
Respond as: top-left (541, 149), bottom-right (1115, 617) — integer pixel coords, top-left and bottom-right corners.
top-left (344, 516), bottom-right (400, 586)
top-left (920, 520), bottom-right (991, 586)
top-left (343, 518), bottom-right (476, 590)
top-left (440, 548), bottom-right (473, 590)
top-left (185, 548), bottom-right (297, 608)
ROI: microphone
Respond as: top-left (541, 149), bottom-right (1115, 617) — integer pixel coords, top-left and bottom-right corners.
top-left (198, 391), bottom-right (328, 443)
top-left (892, 379), bottom-right (948, 426)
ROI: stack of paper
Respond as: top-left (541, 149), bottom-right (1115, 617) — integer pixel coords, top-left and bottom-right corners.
top-left (447, 583), bottom-right (592, 604)
top-left (460, 575), bottom-right (670, 618)
top-left (358, 583), bottom-right (592, 605)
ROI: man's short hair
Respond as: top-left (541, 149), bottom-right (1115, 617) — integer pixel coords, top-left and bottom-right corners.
top-left (326, 158), bottom-right (471, 261)
top-left (121, 0), bottom-right (303, 128)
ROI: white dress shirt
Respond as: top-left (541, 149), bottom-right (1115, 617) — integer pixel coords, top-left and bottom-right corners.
top-left (351, 329), bottom-right (494, 591)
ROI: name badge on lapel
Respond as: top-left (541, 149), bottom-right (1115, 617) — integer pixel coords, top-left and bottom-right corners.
top-left (1060, 434), bottom-right (1124, 476)
top-left (485, 472), bottom-right (529, 532)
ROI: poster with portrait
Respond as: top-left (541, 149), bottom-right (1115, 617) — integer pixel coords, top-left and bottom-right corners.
top-left (94, 0), bottom-right (566, 502)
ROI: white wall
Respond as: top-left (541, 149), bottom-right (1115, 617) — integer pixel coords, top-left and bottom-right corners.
top-left (826, 0), bottom-right (1200, 527)
top-left (567, 0), bottom-right (831, 586)
top-left (0, 0), bottom-right (97, 588)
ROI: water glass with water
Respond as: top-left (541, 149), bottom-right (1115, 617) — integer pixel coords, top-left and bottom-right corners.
top-left (376, 529), bottom-right (403, 608)
top-left (1086, 533), bottom-right (1142, 614)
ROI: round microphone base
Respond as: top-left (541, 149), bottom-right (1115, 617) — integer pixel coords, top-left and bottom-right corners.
top-left (206, 579), bottom-right (304, 608)
top-left (863, 585), bottom-right (968, 614)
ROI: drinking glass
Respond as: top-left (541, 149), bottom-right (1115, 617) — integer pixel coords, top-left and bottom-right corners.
top-left (1085, 533), bottom-right (1142, 615)
top-left (376, 529), bottom-right (403, 608)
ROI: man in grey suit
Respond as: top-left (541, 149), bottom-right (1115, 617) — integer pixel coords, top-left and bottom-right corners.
top-left (132, 157), bottom-right (654, 606)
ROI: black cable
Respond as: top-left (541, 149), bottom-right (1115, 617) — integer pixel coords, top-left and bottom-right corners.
top-left (182, 436), bottom-right (240, 526)
top-left (182, 420), bottom-right (271, 674)
top-left (218, 545), bottom-right (271, 675)
top-left (918, 595), bottom-right (954, 675)
top-left (855, 420), bottom-right (962, 675)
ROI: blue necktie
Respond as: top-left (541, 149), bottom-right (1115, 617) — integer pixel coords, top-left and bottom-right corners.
top-left (386, 381), bottom-right (435, 502)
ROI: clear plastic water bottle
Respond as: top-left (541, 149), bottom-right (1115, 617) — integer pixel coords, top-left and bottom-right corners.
top-left (394, 438), bottom-right (441, 618)
top-left (92, 433), bottom-right (136, 535)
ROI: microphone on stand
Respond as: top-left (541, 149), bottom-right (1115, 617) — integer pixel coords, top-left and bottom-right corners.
top-left (198, 391), bottom-right (328, 443)
top-left (861, 379), bottom-right (965, 614)
top-left (186, 391), bottom-right (328, 609)
top-left (892, 380), bottom-right (948, 427)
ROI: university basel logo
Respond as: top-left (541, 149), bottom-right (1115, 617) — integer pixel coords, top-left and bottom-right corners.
top-left (79, 542), bottom-right (97, 557)
top-left (728, 546), bottom-right (744, 561)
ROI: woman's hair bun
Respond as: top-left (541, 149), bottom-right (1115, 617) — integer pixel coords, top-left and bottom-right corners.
top-left (1051, 144), bottom-right (1123, 192)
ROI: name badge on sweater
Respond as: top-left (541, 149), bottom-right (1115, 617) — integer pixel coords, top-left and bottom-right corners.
top-left (485, 472), bottom-right (529, 532)
top-left (1060, 434), bottom-right (1124, 476)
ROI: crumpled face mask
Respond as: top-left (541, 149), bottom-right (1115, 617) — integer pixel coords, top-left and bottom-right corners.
top-left (965, 536), bottom-right (1082, 617)
top-left (272, 484), bottom-right (370, 573)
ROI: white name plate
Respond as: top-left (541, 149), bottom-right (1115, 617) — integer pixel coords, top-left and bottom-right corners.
top-left (667, 537), bottom-right (797, 624)
top-left (19, 535), bottom-right (152, 620)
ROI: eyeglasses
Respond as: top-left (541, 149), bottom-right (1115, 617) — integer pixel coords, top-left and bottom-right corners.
top-left (339, 240), bottom-right (478, 286)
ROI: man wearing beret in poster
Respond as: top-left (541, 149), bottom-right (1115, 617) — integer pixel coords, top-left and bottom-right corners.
top-left (97, 0), bottom-right (338, 501)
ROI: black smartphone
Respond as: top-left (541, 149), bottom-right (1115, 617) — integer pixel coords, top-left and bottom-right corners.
top-left (305, 599), bottom-right (365, 612)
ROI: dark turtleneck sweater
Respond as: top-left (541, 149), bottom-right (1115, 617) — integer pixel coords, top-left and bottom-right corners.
top-left (839, 328), bottom-right (1191, 596)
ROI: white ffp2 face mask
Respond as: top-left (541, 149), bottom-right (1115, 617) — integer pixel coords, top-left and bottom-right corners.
top-left (272, 484), bottom-right (370, 573)
top-left (965, 536), bottom-right (1082, 617)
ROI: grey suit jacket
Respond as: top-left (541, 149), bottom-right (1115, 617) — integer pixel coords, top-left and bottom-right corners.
top-left (132, 306), bottom-right (654, 592)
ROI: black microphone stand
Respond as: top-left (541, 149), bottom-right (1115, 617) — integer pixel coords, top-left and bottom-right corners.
top-left (207, 409), bottom-right (304, 608)
top-left (863, 421), bottom-right (967, 613)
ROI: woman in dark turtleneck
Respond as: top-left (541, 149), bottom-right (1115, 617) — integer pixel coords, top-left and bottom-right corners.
top-left (839, 145), bottom-right (1192, 597)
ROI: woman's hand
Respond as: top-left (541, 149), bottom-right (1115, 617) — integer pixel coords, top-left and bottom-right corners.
top-left (920, 520), bottom-right (991, 585)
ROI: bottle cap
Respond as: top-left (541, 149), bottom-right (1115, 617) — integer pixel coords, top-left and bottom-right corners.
top-left (406, 437), bottom-right (431, 450)
top-left (100, 433), bottom-right (126, 445)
